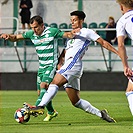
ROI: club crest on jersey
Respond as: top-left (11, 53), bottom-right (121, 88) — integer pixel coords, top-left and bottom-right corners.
top-left (69, 39), bottom-right (75, 44)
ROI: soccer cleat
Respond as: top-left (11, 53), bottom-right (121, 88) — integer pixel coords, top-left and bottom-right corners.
top-left (43, 110), bottom-right (58, 122)
top-left (23, 103), bottom-right (44, 117)
top-left (23, 102), bottom-right (31, 110)
top-left (23, 102), bottom-right (39, 117)
top-left (101, 109), bottom-right (116, 123)
top-left (29, 106), bottom-right (44, 116)
top-left (23, 102), bottom-right (35, 109)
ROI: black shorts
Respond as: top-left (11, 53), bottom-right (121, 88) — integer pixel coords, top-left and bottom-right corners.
top-left (20, 10), bottom-right (31, 24)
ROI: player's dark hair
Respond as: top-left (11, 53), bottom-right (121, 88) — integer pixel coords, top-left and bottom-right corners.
top-left (70, 11), bottom-right (86, 20)
top-left (30, 15), bottom-right (43, 25)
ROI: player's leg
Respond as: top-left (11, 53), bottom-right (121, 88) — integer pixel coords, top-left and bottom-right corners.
top-left (24, 80), bottom-right (56, 118)
top-left (30, 68), bottom-right (68, 116)
top-left (30, 59), bottom-right (82, 113)
top-left (125, 80), bottom-right (133, 115)
top-left (65, 87), bottom-right (103, 117)
top-left (36, 82), bottom-right (58, 121)
top-left (29, 74), bottom-right (66, 115)
top-left (33, 58), bottom-right (82, 109)
top-left (37, 59), bottom-right (75, 107)
top-left (38, 73), bottom-right (67, 107)
top-left (35, 82), bottom-right (54, 112)
top-left (65, 78), bottom-right (116, 123)
top-left (65, 78), bottom-right (102, 117)
top-left (35, 67), bottom-right (58, 121)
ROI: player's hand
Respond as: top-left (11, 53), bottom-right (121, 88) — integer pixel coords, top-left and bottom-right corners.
top-left (124, 66), bottom-right (133, 78)
top-left (0, 33), bottom-right (9, 40)
top-left (71, 28), bottom-right (80, 35)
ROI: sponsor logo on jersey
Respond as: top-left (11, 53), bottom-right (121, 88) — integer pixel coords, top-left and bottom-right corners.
top-left (32, 37), bottom-right (54, 45)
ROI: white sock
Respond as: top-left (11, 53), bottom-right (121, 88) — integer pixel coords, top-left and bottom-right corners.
top-left (75, 99), bottom-right (102, 117)
top-left (38, 84), bottom-right (58, 107)
top-left (126, 91), bottom-right (133, 115)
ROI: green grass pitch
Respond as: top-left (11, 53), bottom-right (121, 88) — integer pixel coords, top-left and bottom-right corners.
top-left (0, 91), bottom-right (133, 133)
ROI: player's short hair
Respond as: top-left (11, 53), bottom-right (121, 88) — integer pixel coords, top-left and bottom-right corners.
top-left (70, 11), bottom-right (86, 20)
top-left (30, 15), bottom-right (43, 25)
top-left (116, 0), bottom-right (133, 8)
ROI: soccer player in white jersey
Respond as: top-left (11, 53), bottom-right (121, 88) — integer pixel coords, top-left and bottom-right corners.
top-left (30, 11), bottom-right (119, 123)
top-left (116, 0), bottom-right (133, 117)
top-left (0, 15), bottom-right (78, 121)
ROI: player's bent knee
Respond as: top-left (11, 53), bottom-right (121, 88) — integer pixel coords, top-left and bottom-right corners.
top-left (40, 82), bottom-right (49, 89)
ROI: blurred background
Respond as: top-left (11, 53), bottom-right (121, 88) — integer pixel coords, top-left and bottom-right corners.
top-left (0, 0), bottom-right (130, 90)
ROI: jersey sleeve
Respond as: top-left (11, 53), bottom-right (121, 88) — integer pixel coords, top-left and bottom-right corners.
top-left (51, 28), bottom-right (64, 38)
top-left (116, 19), bottom-right (126, 37)
top-left (87, 29), bottom-right (100, 41)
top-left (22, 30), bottom-right (34, 39)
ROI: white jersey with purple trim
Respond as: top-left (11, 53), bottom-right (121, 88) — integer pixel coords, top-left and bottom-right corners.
top-left (58, 28), bottom-right (100, 80)
top-left (65, 28), bottom-right (100, 62)
top-left (116, 10), bottom-right (133, 40)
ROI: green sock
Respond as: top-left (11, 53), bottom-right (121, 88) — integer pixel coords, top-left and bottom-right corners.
top-left (35, 88), bottom-right (54, 115)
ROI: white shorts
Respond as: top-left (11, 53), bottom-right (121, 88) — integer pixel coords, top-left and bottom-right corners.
top-left (57, 58), bottom-right (83, 90)
top-left (129, 67), bottom-right (133, 84)
top-left (129, 78), bottom-right (133, 84)
top-left (64, 76), bottom-right (80, 91)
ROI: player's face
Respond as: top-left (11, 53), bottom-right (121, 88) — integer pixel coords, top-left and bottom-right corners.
top-left (70, 16), bottom-right (83, 29)
top-left (30, 21), bottom-right (44, 36)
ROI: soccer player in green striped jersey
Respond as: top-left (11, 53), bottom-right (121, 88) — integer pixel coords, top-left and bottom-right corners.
top-left (0, 15), bottom-right (77, 121)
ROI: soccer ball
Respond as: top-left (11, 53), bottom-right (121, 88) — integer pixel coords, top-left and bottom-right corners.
top-left (14, 108), bottom-right (30, 124)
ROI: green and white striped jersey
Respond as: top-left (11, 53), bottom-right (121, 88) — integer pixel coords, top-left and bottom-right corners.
top-left (22, 27), bottom-right (64, 69)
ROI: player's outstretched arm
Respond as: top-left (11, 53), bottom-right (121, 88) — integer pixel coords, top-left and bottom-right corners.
top-left (117, 36), bottom-right (133, 77)
top-left (96, 37), bottom-right (119, 55)
top-left (0, 33), bottom-right (24, 42)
